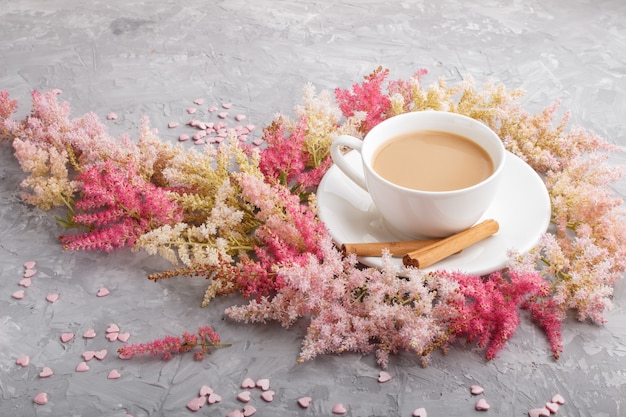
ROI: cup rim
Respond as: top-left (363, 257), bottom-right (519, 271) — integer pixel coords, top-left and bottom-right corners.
top-left (361, 111), bottom-right (506, 195)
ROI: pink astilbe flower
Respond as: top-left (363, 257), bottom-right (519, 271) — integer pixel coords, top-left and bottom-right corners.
top-left (335, 66), bottom-right (392, 133)
top-left (258, 116), bottom-right (307, 185)
top-left (117, 325), bottom-right (228, 361)
top-left (59, 161), bottom-right (183, 252)
top-left (227, 172), bottom-right (329, 299)
top-left (0, 90), bottom-right (18, 139)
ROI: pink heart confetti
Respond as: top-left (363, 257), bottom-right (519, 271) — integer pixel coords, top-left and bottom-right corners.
top-left (106, 112), bottom-right (118, 120)
top-left (412, 407), bottom-right (428, 417)
top-left (168, 121), bottom-right (179, 128)
top-left (12, 290), bottom-right (25, 300)
top-left (193, 98), bottom-right (204, 105)
top-left (551, 394), bottom-right (565, 405)
top-left (83, 328), bottom-right (96, 338)
top-left (235, 114), bottom-right (247, 121)
top-left (227, 410), bottom-right (244, 417)
top-left (222, 103), bottom-right (232, 109)
top-left (186, 396), bottom-right (207, 411)
top-left (61, 332), bottom-right (74, 343)
top-left (199, 385), bottom-right (213, 396)
top-left (16, 355), bottom-right (29, 367)
top-left (76, 361), bottom-right (90, 372)
top-left (179, 134), bottom-right (190, 142)
top-left (186, 107), bottom-right (197, 114)
top-left (106, 332), bottom-right (119, 342)
top-left (96, 287), bottom-right (110, 297)
top-left (19, 277), bottom-right (32, 287)
top-left (24, 261), bottom-right (36, 269)
top-left (545, 402), bottom-right (559, 413)
top-left (470, 385), bottom-right (485, 395)
top-left (245, 124), bottom-right (255, 132)
top-left (256, 378), bottom-right (270, 391)
top-left (378, 371), bottom-right (392, 383)
top-left (261, 390), bottom-right (275, 402)
top-left (332, 403), bottom-right (347, 415)
top-left (241, 377), bottom-right (256, 389)
top-left (39, 366), bottom-right (53, 378)
top-left (117, 332), bottom-right (130, 342)
top-left (46, 293), bottom-right (59, 303)
top-left (106, 324), bottom-right (120, 333)
top-left (475, 398), bottom-right (490, 411)
top-left (297, 397), bottom-right (312, 408)
top-left (208, 105), bottom-right (218, 112)
top-left (252, 138), bottom-right (264, 146)
top-left (528, 408), bottom-right (550, 417)
top-left (218, 112), bottom-right (228, 119)
top-left (243, 405), bottom-right (257, 416)
top-left (107, 369), bottom-right (121, 379)
top-left (207, 392), bottom-right (222, 404)
top-left (237, 391), bottom-right (252, 403)
top-left (95, 349), bottom-right (108, 360)
top-left (82, 350), bottom-right (96, 361)
top-left (33, 392), bottom-right (48, 405)
top-left (24, 269), bottom-right (37, 278)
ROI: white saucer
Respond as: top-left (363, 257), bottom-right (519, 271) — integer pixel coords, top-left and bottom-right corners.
top-left (317, 150), bottom-right (551, 275)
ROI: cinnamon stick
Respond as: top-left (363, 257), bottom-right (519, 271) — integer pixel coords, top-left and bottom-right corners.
top-left (402, 219), bottom-right (499, 269)
top-left (342, 239), bottom-right (441, 257)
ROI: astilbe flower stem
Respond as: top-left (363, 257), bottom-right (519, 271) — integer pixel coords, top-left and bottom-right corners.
top-left (117, 325), bottom-right (230, 361)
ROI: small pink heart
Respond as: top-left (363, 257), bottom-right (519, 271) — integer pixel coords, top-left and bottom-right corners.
top-left (106, 324), bottom-right (120, 333)
top-left (243, 404), bottom-right (257, 416)
top-left (39, 366), bottom-right (53, 378)
top-left (16, 355), bottom-right (29, 367)
top-left (528, 408), bottom-right (550, 417)
top-left (96, 287), bottom-right (110, 297)
top-left (19, 278), bottom-right (32, 287)
top-left (470, 385), bottom-right (485, 395)
top-left (227, 410), bottom-right (244, 417)
top-left (24, 269), bottom-right (37, 278)
top-left (106, 332), bottom-right (119, 342)
top-left (117, 332), bottom-right (130, 342)
top-left (237, 391), bottom-right (252, 403)
top-left (46, 293), bottom-right (59, 303)
top-left (94, 349), bottom-right (108, 360)
top-left (412, 407), bottom-right (427, 417)
top-left (199, 385), bottom-right (213, 396)
top-left (551, 394), bottom-right (565, 405)
top-left (545, 402), bottom-right (559, 413)
top-left (82, 350), bottom-right (96, 361)
top-left (83, 329), bottom-right (96, 339)
top-left (256, 378), bottom-right (270, 391)
top-left (33, 392), bottom-right (48, 405)
top-left (475, 398), bottom-right (490, 411)
top-left (24, 261), bottom-right (36, 269)
top-left (332, 403), bottom-right (347, 415)
top-left (297, 397), bottom-right (312, 408)
top-left (107, 369), bottom-right (121, 379)
top-left (12, 290), bottom-right (25, 300)
top-left (60, 332), bottom-right (74, 343)
top-left (207, 392), bottom-right (222, 404)
top-left (378, 371), bottom-right (392, 383)
top-left (76, 361), bottom-right (90, 372)
top-left (260, 390), bottom-right (275, 402)
top-left (186, 396), bottom-right (207, 411)
top-left (241, 377), bottom-right (256, 389)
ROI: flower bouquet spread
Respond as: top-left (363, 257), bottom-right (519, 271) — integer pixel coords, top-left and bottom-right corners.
top-left (1, 67), bottom-right (625, 368)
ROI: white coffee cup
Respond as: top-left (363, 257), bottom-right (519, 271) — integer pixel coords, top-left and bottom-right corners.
top-left (329, 111), bottom-right (506, 238)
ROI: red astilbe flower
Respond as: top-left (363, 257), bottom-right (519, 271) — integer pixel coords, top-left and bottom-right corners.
top-left (118, 325), bottom-right (229, 361)
top-left (60, 161), bottom-right (183, 251)
top-left (441, 269), bottom-right (559, 360)
top-left (334, 66), bottom-right (392, 133)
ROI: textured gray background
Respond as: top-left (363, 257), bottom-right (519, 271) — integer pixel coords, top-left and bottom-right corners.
top-left (1, 1), bottom-right (626, 416)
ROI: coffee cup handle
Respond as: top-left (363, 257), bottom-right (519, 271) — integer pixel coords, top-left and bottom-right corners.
top-left (330, 135), bottom-right (368, 191)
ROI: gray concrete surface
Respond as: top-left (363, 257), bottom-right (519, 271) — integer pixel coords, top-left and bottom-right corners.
top-left (1, 1), bottom-right (626, 416)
